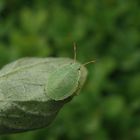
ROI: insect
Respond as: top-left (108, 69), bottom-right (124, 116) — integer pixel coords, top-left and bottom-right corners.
top-left (0, 43), bottom-right (95, 134)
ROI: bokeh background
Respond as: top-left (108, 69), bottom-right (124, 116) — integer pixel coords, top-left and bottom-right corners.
top-left (0, 0), bottom-right (140, 140)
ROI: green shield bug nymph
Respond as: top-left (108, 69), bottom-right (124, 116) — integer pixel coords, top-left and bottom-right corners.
top-left (0, 44), bottom-right (95, 134)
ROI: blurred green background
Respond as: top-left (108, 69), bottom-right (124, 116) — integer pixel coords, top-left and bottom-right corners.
top-left (0, 0), bottom-right (140, 140)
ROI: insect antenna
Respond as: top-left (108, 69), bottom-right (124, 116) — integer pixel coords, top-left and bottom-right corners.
top-left (73, 42), bottom-right (77, 63)
top-left (83, 60), bottom-right (96, 66)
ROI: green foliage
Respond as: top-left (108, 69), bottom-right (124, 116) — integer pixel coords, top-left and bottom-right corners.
top-left (0, 0), bottom-right (140, 139)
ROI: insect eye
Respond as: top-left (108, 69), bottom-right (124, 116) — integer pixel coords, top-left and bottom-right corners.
top-left (78, 68), bottom-right (80, 70)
